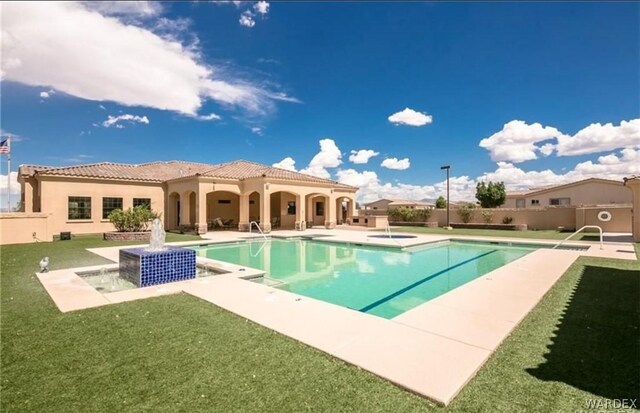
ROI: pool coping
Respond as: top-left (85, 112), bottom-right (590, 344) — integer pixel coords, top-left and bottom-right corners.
top-left (35, 229), bottom-right (637, 405)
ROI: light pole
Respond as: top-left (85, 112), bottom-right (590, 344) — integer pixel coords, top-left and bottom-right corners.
top-left (440, 165), bottom-right (451, 229)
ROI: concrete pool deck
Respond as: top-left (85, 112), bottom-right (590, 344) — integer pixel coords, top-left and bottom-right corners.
top-left (36, 228), bottom-right (637, 405)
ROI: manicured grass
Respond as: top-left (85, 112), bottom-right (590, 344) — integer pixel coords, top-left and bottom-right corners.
top-left (1, 235), bottom-right (638, 412)
top-left (384, 226), bottom-right (600, 241)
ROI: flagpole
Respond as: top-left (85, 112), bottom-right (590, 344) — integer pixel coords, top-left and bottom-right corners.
top-left (7, 138), bottom-right (10, 212)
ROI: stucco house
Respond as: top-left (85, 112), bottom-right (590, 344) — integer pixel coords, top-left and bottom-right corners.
top-left (504, 178), bottom-right (632, 209)
top-left (18, 159), bottom-right (358, 235)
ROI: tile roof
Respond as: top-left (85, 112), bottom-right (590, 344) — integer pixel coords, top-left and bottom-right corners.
top-left (19, 160), bottom-right (356, 189)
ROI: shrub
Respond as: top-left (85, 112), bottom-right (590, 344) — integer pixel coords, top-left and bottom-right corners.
top-left (502, 216), bottom-right (513, 224)
top-left (388, 207), bottom-right (430, 222)
top-left (416, 208), bottom-right (432, 222)
top-left (457, 203), bottom-right (476, 223)
top-left (481, 210), bottom-right (493, 223)
top-left (108, 206), bottom-right (159, 232)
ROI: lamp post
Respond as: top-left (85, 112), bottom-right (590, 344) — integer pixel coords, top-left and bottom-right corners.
top-left (440, 165), bottom-right (451, 229)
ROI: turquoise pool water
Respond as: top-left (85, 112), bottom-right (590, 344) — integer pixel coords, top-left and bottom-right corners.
top-left (191, 239), bottom-right (535, 319)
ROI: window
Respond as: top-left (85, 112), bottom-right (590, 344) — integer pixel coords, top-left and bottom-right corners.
top-left (68, 196), bottom-right (92, 220)
top-left (249, 200), bottom-right (255, 205)
top-left (373, 206), bottom-right (378, 210)
top-left (549, 198), bottom-right (571, 206)
top-left (133, 198), bottom-right (151, 209)
top-left (531, 199), bottom-right (539, 205)
top-left (217, 200), bottom-right (231, 204)
top-left (102, 197), bottom-right (123, 219)
top-left (287, 201), bottom-right (296, 215)
top-left (515, 199), bottom-right (525, 208)
top-left (315, 201), bottom-right (324, 216)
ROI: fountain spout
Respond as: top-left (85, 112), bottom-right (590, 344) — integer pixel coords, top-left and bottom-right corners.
top-left (147, 218), bottom-right (166, 251)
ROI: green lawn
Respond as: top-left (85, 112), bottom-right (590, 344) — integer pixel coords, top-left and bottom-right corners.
top-left (1, 235), bottom-right (638, 412)
top-left (385, 226), bottom-right (602, 241)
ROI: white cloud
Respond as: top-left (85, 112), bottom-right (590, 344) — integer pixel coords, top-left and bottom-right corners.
top-left (299, 139), bottom-right (343, 179)
top-left (1, 2), bottom-right (294, 117)
top-left (555, 119), bottom-right (640, 156)
top-left (39, 89), bottom-right (55, 99)
top-left (102, 114), bottom-right (149, 128)
top-left (388, 108), bottom-right (433, 127)
top-left (83, 1), bottom-right (162, 17)
top-left (251, 127), bottom-right (263, 135)
top-left (349, 149), bottom-right (379, 164)
top-left (272, 157), bottom-right (296, 171)
top-left (381, 157), bottom-right (410, 170)
top-left (478, 120), bottom-right (566, 163)
top-left (0, 172), bottom-right (20, 194)
top-left (194, 113), bottom-right (221, 121)
top-left (239, 11), bottom-right (255, 27)
top-left (254, 1), bottom-right (269, 15)
top-left (1, 130), bottom-right (23, 142)
top-left (335, 169), bottom-right (475, 204)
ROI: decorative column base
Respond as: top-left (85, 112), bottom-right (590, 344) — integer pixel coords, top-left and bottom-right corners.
top-left (196, 223), bottom-right (208, 235)
top-left (324, 220), bottom-right (336, 229)
top-left (295, 221), bottom-right (306, 231)
top-left (238, 222), bottom-right (250, 232)
top-left (262, 223), bottom-right (272, 233)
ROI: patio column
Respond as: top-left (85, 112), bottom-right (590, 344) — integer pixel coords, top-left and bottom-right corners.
top-left (624, 176), bottom-right (640, 242)
top-left (238, 193), bottom-right (250, 232)
top-left (260, 186), bottom-right (271, 233)
top-left (23, 180), bottom-right (33, 213)
top-left (306, 195), bottom-right (314, 225)
top-left (325, 195), bottom-right (336, 229)
top-left (295, 194), bottom-right (306, 231)
top-left (195, 189), bottom-right (207, 235)
top-left (180, 193), bottom-right (191, 230)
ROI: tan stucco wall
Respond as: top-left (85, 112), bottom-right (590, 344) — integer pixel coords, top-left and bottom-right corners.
top-left (425, 206), bottom-right (632, 232)
top-left (0, 213), bottom-right (53, 244)
top-left (38, 177), bottom-right (165, 235)
top-left (505, 181), bottom-right (631, 208)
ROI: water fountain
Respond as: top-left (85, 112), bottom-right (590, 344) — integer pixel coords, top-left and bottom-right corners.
top-left (119, 219), bottom-right (196, 287)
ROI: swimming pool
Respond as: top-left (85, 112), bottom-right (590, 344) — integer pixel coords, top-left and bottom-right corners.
top-left (192, 239), bottom-right (535, 319)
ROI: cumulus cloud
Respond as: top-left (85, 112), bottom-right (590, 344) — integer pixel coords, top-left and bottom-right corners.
top-left (239, 11), bottom-right (255, 27)
top-left (299, 139), bottom-right (343, 179)
top-left (388, 108), bottom-right (433, 127)
top-left (272, 157), bottom-right (296, 171)
top-left (0, 172), bottom-right (20, 194)
top-left (39, 89), bottom-right (55, 99)
top-left (1, 2), bottom-right (294, 117)
top-left (102, 114), bottom-right (149, 128)
top-left (335, 169), bottom-right (475, 204)
top-left (381, 157), bottom-right (410, 170)
top-left (349, 149), bottom-right (379, 164)
top-left (478, 120), bottom-right (566, 163)
top-left (254, 1), bottom-right (269, 15)
top-left (555, 119), bottom-right (640, 156)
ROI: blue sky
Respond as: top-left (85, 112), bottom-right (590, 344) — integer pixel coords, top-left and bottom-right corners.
top-left (1, 1), bottom-right (639, 205)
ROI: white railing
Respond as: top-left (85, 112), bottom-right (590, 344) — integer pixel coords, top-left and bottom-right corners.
top-left (249, 221), bottom-right (268, 241)
top-left (552, 225), bottom-right (603, 250)
top-left (385, 222), bottom-right (392, 238)
top-left (249, 239), bottom-right (269, 257)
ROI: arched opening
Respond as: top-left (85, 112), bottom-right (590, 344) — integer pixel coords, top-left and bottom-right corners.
top-left (335, 196), bottom-right (355, 225)
top-left (248, 191), bottom-right (261, 223)
top-left (306, 193), bottom-right (329, 228)
top-left (270, 191), bottom-right (301, 230)
top-left (168, 192), bottom-right (180, 230)
top-left (206, 190), bottom-right (240, 230)
top-left (183, 191), bottom-right (196, 228)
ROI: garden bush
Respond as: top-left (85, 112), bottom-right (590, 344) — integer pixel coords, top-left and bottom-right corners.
top-left (108, 206), bottom-right (159, 232)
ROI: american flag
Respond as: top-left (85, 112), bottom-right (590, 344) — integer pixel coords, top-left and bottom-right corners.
top-left (0, 139), bottom-right (9, 154)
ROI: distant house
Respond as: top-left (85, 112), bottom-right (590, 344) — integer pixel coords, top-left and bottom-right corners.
top-left (504, 178), bottom-right (631, 208)
top-left (363, 199), bottom-right (434, 211)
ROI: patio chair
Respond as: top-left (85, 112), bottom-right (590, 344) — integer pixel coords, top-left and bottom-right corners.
top-left (222, 219), bottom-right (234, 230)
top-left (271, 217), bottom-right (280, 229)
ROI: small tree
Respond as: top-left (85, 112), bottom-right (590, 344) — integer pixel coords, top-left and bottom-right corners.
top-left (457, 203), bottom-right (476, 223)
top-left (108, 206), bottom-right (159, 232)
top-left (416, 208), bottom-right (431, 222)
top-left (475, 181), bottom-right (506, 208)
top-left (481, 210), bottom-right (493, 223)
top-left (435, 196), bottom-right (447, 209)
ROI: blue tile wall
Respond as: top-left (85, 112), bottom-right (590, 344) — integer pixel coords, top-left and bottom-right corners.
top-left (119, 246), bottom-right (196, 287)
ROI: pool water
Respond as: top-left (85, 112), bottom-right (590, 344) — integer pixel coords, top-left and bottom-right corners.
top-left (192, 239), bottom-right (536, 319)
